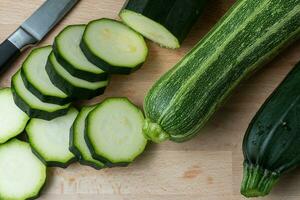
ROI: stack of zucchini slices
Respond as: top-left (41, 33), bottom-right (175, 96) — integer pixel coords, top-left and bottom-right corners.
top-left (0, 17), bottom-right (149, 200)
top-left (12, 18), bottom-right (148, 121)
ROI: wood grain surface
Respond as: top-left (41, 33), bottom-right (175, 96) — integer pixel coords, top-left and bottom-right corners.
top-left (0, 1), bottom-right (299, 200)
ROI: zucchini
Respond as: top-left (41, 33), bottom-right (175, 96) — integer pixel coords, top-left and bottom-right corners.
top-left (46, 52), bottom-right (109, 100)
top-left (53, 25), bottom-right (108, 82)
top-left (70, 105), bottom-right (106, 169)
top-left (120, 0), bottom-right (207, 49)
top-left (81, 18), bottom-right (148, 74)
top-left (143, 0), bottom-right (300, 143)
top-left (0, 139), bottom-right (46, 200)
top-left (0, 88), bottom-right (29, 144)
top-left (85, 98), bottom-right (147, 166)
top-left (21, 46), bottom-right (70, 105)
top-left (12, 71), bottom-right (71, 120)
top-left (26, 107), bottom-right (78, 168)
top-left (241, 61), bottom-right (300, 197)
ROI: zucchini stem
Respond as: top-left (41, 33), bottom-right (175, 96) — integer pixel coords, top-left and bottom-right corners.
top-left (143, 118), bottom-right (169, 143)
top-left (241, 162), bottom-right (279, 198)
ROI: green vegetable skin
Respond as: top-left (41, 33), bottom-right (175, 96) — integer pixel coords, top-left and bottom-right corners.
top-left (143, 0), bottom-right (300, 143)
top-left (241, 61), bottom-right (300, 197)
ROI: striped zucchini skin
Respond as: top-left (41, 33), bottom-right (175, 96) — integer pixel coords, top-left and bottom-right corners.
top-left (143, 0), bottom-right (300, 143)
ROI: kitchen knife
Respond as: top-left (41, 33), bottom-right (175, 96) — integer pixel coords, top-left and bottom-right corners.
top-left (0, 0), bottom-right (79, 74)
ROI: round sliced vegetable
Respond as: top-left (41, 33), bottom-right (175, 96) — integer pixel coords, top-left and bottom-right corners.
top-left (46, 52), bottom-right (109, 100)
top-left (21, 46), bottom-right (70, 105)
top-left (70, 105), bottom-right (106, 169)
top-left (0, 88), bottom-right (29, 144)
top-left (0, 139), bottom-right (46, 200)
top-left (12, 71), bottom-right (70, 120)
top-left (53, 25), bottom-right (108, 82)
top-left (26, 107), bottom-right (78, 168)
top-left (85, 98), bottom-right (147, 166)
top-left (81, 18), bottom-right (148, 74)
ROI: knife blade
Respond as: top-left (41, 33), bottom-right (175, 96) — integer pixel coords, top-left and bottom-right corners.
top-left (0, 0), bottom-right (79, 74)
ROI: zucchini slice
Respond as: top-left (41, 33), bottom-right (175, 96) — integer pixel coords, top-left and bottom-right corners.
top-left (47, 52), bottom-right (109, 100)
top-left (0, 139), bottom-right (46, 200)
top-left (81, 18), bottom-right (148, 74)
top-left (26, 107), bottom-right (78, 168)
top-left (120, 0), bottom-right (207, 49)
top-left (53, 25), bottom-right (108, 82)
top-left (21, 46), bottom-right (70, 105)
top-left (85, 98), bottom-right (147, 166)
top-left (12, 71), bottom-right (71, 120)
top-left (0, 88), bottom-right (29, 144)
top-left (70, 105), bottom-right (106, 169)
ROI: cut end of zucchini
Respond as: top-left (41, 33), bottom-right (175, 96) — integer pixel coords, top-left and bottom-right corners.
top-left (0, 139), bottom-right (46, 200)
top-left (142, 118), bottom-right (170, 143)
top-left (0, 88), bottom-right (29, 144)
top-left (120, 10), bottom-right (180, 49)
top-left (81, 18), bottom-right (148, 74)
top-left (241, 163), bottom-right (279, 198)
top-left (86, 98), bottom-right (147, 164)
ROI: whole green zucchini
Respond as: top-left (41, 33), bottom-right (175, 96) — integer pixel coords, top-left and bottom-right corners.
top-left (143, 0), bottom-right (300, 143)
top-left (241, 61), bottom-right (300, 197)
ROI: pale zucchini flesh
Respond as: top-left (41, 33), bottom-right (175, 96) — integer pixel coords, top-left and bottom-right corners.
top-left (12, 71), bottom-right (71, 120)
top-left (53, 25), bottom-right (108, 82)
top-left (26, 107), bottom-right (78, 168)
top-left (0, 88), bottom-right (29, 144)
top-left (70, 105), bottom-right (106, 169)
top-left (120, 10), bottom-right (179, 49)
top-left (0, 139), bottom-right (46, 200)
top-left (85, 98), bottom-right (147, 166)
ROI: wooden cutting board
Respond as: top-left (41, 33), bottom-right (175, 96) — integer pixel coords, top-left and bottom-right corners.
top-left (0, 1), bottom-right (299, 199)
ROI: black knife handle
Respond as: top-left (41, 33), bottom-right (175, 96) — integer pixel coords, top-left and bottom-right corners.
top-left (0, 39), bottom-right (20, 74)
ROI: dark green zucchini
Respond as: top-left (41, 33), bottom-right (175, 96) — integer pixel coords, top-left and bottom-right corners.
top-left (143, 0), bottom-right (300, 143)
top-left (120, 0), bottom-right (207, 48)
top-left (241, 61), bottom-right (300, 197)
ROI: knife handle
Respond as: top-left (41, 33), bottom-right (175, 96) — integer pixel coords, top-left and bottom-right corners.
top-left (0, 39), bottom-right (20, 74)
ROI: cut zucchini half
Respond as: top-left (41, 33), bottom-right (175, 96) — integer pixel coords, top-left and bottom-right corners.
top-left (119, 0), bottom-right (207, 48)
top-left (85, 98), bottom-right (147, 166)
top-left (53, 25), bottom-right (108, 82)
top-left (120, 10), bottom-right (179, 49)
top-left (70, 105), bottom-right (106, 169)
top-left (81, 18), bottom-right (148, 74)
top-left (47, 52), bottom-right (109, 100)
top-left (21, 46), bottom-right (70, 105)
top-left (26, 107), bottom-right (78, 168)
top-left (12, 71), bottom-right (71, 120)
top-left (0, 88), bottom-right (29, 144)
top-left (0, 139), bottom-right (46, 200)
